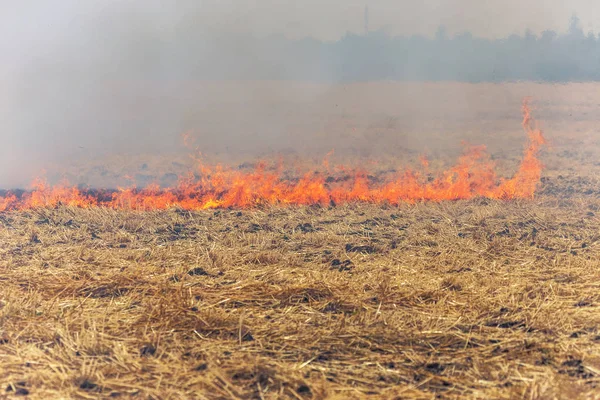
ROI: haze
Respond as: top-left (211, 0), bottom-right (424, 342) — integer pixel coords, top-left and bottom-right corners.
top-left (3, 1), bottom-right (599, 42)
top-left (1, 1), bottom-right (598, 188)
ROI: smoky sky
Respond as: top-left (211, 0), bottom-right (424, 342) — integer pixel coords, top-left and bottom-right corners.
top-left (1, 1), bottom-right (598, 188)
top-left (2, 0), bottom-right (597, 44)
top-left (189, 0), bottom-right (600, 39)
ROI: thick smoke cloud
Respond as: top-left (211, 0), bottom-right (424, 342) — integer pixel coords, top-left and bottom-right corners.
top-left (1, 2), bottom-right (597, 188)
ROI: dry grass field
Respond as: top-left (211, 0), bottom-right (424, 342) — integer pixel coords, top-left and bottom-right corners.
top-left (2, 82), bottom-right (600, 399)
top-left (2, 200), bottom-right (600, 399)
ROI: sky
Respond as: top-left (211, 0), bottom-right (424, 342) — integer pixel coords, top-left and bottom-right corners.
top-left (1, 0), bottom-right (599, 44)
top-left (190, 0), bottom-right (600, 40)
top-left (2, 0), bottom-right (597, 82)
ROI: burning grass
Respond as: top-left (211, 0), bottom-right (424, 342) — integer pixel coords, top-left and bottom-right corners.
top-left (0, 100), bottom-right (545, 211)
top-left (1, 198), bottom-right (600, 398)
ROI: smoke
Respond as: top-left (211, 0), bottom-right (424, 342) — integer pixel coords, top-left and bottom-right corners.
top-left (0, 1), bottom-right (594, 188)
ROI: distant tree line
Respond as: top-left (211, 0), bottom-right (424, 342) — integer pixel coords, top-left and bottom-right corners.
top-left (25, 15), bottom-right (600, 83)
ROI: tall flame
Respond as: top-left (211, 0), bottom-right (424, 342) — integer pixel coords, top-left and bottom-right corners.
top-left (0, 99), bottom-right (545, 211)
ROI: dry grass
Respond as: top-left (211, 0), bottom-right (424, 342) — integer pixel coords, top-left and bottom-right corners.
top-left (1, 195), bottom-right (600, 399)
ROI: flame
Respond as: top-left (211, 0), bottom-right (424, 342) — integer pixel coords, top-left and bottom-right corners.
top-left (323, 149), bottom-right (335, 171)
top-left (0, 99), bottom-right (546, 211)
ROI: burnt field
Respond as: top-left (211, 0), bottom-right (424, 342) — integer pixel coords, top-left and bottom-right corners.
top-left (2, 82), bottom-right (600, 399)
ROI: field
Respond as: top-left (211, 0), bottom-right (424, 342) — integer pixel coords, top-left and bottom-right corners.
top-left (2, 82), bottom-right (600, 399)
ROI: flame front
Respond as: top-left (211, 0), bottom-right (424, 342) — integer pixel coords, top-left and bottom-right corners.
top-left (0, 99), bottom-right (546, 211)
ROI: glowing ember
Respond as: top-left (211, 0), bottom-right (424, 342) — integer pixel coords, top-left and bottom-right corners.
top-left (0, 99), bottom-right (545, 211)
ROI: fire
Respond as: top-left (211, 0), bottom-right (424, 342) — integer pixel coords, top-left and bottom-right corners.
top-left (0, 99), bottom-right (545, 211)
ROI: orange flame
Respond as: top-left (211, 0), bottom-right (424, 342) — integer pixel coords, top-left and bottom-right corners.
top-left (0, 99), bottom-right (545, 211)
